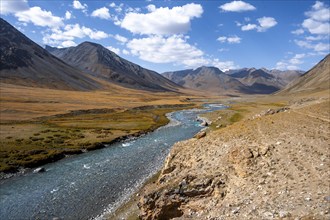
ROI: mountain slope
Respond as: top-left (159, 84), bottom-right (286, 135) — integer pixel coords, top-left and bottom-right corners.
top-left (227, 68), bottom-right (303, 93)
top-left (0, 18), bottom-right (101, 91)
top-left (46, 43), bottom-right (180, 92)
top-left (278, 54), bottom-right (330, 94)
top-left (163, 66), bottom-right (251, 94)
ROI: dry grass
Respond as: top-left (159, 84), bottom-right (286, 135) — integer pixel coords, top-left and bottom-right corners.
top-left (0, 83), bottom-right (205, 172)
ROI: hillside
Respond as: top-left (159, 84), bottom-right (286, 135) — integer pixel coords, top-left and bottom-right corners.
top-left (163, 67), bottom-right (302, 95)
top-left (46, 43), bottom-right (180, 92)
top-left (278, 54), bottom-right (330, 94)
top-left (130, 55), bottom-right (330, 219)
top-left (0, 18), bottom-right (101, 91)
top-left (163, 66), bottom-right (251, 94)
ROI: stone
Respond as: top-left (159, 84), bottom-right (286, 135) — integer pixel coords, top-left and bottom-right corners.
top-left (33, 167), bottom-right (45, 173)
top-left (279, 210), bottom-right (290, 218)
top-left (201, 121), bottom-right (209, 126)
top-left (194, 131), bottom-right (206, 139)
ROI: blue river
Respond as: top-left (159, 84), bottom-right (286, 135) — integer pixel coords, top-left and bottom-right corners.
top-left (0, 104), bottom-right (225, 220)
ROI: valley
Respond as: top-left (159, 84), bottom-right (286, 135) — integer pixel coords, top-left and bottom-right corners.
top-left (0, 4), bottom-right (329, 219)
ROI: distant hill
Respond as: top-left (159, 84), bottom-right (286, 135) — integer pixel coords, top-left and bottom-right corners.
top-left (278, 54), bottom-right (330, 94)
top-left (226, 68), bottom-right (303, 94)
top-left (162, 66), bottom-right (303, 94)
top-left (163, 66), bottom-right (251, 94)
top-left (0, 18), bottom-right (101, 91)
top-left (46, 42), bottom-right (180, 92)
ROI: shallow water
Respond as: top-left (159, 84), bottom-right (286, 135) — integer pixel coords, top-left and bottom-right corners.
top-left (0, 104), bottom-right (225, 220)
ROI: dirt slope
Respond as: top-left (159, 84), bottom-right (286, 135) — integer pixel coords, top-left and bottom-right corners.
top-left (279, 54), bottom-right (330, 94)
top-left (138, 96), bottom-right (330, 219)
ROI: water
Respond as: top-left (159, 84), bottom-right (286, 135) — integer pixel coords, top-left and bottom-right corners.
top-left (0, 104), bottom-right (226, 220)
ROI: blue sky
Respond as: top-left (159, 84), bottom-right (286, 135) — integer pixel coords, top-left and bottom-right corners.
top-left (1, 0), bottom-right (329, 73)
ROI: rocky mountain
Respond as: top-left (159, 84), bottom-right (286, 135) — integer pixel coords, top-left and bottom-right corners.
top-left (226, 68), bottom-right (303, 93)
top-left (162, 66), bottom-right (251, 94)
top-left (46, 42), bottom-right (180, 92)
top-left (278, 54), bottom-right (330, 94)
top-left (163, 66), bottom-right (302, 94)
top-left (0, 18), bottom-right (101, 91)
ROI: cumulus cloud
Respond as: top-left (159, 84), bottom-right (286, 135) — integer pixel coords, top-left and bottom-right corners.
top-left (61, 40), bottom-right (77, 47)
top-left (294, 39), bottom-right (329, 52)
top-left (291, 28), bottom-right (304, 35)
top-left (113, 34), bottom-right (128, 43)
top-left (276, 53), bottom-right (306, 70)
top-left (15, 6), bottom-right (64, 28)
top-left (91, 7), bottom-right (111, 20)
top-left (120, 3), bottom-right (203, 35)
top-left (217, 35), bottom-right (241, 44)
top-left (65, 11), bottom-right (72, 20)
top-left (241, 23), bottom-right (257, 31)
top-left (106, 46), bottom-right (121, 54)
top-left (72, 0), bottom-right (87, 10)
top-left (0, 0), bottom-right (29, 15)
top-left (212, 59), bottom-right (239, 71)
top-left (241, 17), bottom-right (277, 32)
top-left (301, 1), bottom-right (330, 35)
top-left (126, 35), bottom-right (237, 70)
top-left (219, 1), bottom-right (256, 12)
top-left (43, 23), bottom-right (109, 46)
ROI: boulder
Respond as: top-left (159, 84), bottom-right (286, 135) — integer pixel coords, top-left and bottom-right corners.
top-left (33, 167), bottom-right (45, 173)
top-left (194, 131), bottom-right (206, 139)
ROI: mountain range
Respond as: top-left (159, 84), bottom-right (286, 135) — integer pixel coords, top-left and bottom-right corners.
top-left (45, 42), bottom-right (179, 92)
top-left (163, 67), bottom-right (303, 94)
top-left (1, 17), bottom-right (324, 96)
top-left (0, 18), bottom-right (101, 91)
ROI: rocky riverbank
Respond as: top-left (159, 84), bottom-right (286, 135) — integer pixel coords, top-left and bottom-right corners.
top-left (137, 96), bottom-right (330, 219)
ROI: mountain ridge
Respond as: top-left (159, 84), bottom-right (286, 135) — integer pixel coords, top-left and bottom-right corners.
top-left (0, 18), bottom-right (101, 91)
top-left (46, 42), bottom-right (181, 92)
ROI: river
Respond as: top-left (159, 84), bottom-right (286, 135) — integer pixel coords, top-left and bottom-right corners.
top-left (0, 104), bottom-right (226, 220)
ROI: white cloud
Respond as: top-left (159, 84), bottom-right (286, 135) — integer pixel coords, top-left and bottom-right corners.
top-left (291, 28), bottom-right (304, 35)
top-left (91, 7), bottom-right (111, 20)
top-left (65, 11), bottom-right (72, 20)
top-left (113, 34), bottom-right (128, 43)
top-left (120, 3), bottom-right (203, 35)
top-left (276, 53), bottom-right (307, 70)
top-left (126, 35), bottom-right (237, 70)
top-left (241, 23), bottom-right (257, 31)
top-left (127, 35), bottom-right (204, 66)
top-left (257, 17), bottom-right (278, 31)
top-left (122, 49), bottom-right (130, 55)
top-left (219, 1), bottom-right (256, 12)
top-left (294, 39), bottom-right (329, 52)
top-left (146, 4), bottom-right (156, 12)
top-left (106, 46), bottom-right (121, 54)
top-left (217, 35), bottom-right (241, 44)
top-left (43, 23), bottom-right (109, 46)
top-left (109, 2), bottom-right (116, 8)
top-left (0, 0), bottom-right (29, 15)
top-left (241, 17), bottom-right (277, 32)
top-left (212, 59), bottom-right (239, 71)
top-left (61, 40), bottom-right (77, 47)
top-left (72, 0), bottom-right (87, 10)
top-left (301, 1), bottom-right (330, 35)
top-left (15, 6), bottom-right (64, 28)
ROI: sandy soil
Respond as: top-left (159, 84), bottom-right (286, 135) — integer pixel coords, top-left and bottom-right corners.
top-left (137, 93), bottom-right (330, 219)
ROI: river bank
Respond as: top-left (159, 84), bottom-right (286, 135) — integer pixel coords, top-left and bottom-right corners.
top-left (136, 95), bottom-right (330, 219)
top-left (0, 103), bottom-right (226, 220)
top-left (0, 104), bottom-right (194, 179)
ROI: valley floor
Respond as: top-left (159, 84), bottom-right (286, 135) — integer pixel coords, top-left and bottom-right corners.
top-left (114, 91), bottom-right (330, 220)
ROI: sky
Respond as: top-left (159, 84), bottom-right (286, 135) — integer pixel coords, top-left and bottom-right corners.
top-left (1, 0), bottom-right (329, 73)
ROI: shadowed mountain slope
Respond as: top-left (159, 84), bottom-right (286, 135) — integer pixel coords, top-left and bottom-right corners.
top-left (278, 54), bottom-right (330, 94)
top-left (46, 42), bottom-right (180, 92)
top-left (0, 18), bottom-right (101, 91)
